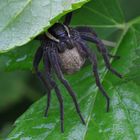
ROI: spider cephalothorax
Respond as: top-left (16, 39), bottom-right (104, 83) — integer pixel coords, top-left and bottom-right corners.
top-left (33, 12), bottom-right (122, 132)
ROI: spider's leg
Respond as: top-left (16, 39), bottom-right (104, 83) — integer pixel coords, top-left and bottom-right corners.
top-left (75, 26), bottom-right (98, 36)
top-left (33, 46), bottom-right (52, 117)
top-left (45, 91), bottom-right (51, 117)
top-left (79, 33), bottom-right (122, 78)
top-left (42, 52), bottom-right (52, 117)
top-left (47, 75), bottom-right (64, 133)
top-left (43, 49), bottom-right (64, 132)
top-left (33, 46), bottom-right (51, 90)
top-left (76, 27), bottom-right (117, 48)
top-left (63, 12), bottom-right (72, 26)
top-left (76, 27), bottom-right (120, 60)
top-left (78, 42), bottom-right (110, 112)
top-left (48, 49), bottom-right (86, 125)
top-left (53, 84), bottom-right (64, 132)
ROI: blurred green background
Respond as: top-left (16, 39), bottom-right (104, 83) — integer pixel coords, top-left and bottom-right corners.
top-left (0, 70), bottom-right (45, 138)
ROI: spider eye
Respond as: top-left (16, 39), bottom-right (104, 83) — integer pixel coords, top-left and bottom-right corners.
top-left (48, 23), bottom-right (69, 38)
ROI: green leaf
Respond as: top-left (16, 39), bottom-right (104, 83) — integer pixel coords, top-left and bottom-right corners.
top-left (7, 0), bottom-right (140, 139)
top-left (0, 72), bottom-right (27, 111)
top-left (0, 40), bottom-right (40, 71)
top-left (0, 0), bottom-right (89, 52)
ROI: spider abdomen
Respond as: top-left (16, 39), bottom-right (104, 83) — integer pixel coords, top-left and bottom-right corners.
top-left (58, 47), bottom-right (85, 74)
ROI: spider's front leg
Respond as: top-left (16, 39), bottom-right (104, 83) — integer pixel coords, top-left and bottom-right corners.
top-left (48, 48), bottom-right (86, 125)
top-left (75, 26), bottom-right (116, 48)
top-left (79, 31), bottom-right (122, 78)
top-left (76, 27), bottom-right (121, 57)
top-left (78, 42), bottom-right (110, 112)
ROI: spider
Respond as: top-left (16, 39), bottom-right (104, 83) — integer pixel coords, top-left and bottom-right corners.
top-left (33, 12), bottom-right (122, 132)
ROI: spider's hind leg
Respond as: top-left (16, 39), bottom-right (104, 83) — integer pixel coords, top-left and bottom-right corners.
top-left (78, 42), bottom-right (110, 112)
top-left (79, 32), bottom-right (122, 78)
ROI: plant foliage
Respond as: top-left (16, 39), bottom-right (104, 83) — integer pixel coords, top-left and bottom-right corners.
top-left (3, 0), bottom-right (140, 139)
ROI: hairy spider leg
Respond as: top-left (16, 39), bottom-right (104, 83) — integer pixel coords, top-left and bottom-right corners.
top-left (75, 27), bottom-right (120, 59)
top-left (45, 72), bottom-right (64, 132)
top-left (64, 12), bottom-right (72, 26)
top-left (45, 73), bottom-right (64, 133)
top-left (43, 47), bottom-right (64, 133)
top-left (75, 26), bottom-right (98, 36)
top-left (43, 50), bottom-right (64, 132)
top-left (48, 48), bottom-right (86, 125)
top-left (45, 90), bottom-right (51, 117)
top-left (42, 52), bottom-right (52, 117)
top-left (78, 42), bottom-right (110, 112)
top-left (34, 41), bottom-right (64, 132)
top-left (78, 31), bottom-right (122, 78)
top-left (33, 45), bottom-right (52, 116)
top-left (53, 82), bottom-right (64, 133)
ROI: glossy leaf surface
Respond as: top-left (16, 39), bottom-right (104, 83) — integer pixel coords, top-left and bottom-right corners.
top-left (0, 0), bottom-right (89, 52)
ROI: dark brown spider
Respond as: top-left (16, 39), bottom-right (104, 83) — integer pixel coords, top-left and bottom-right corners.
top-left (33, 12), bottom-right (122, 132)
